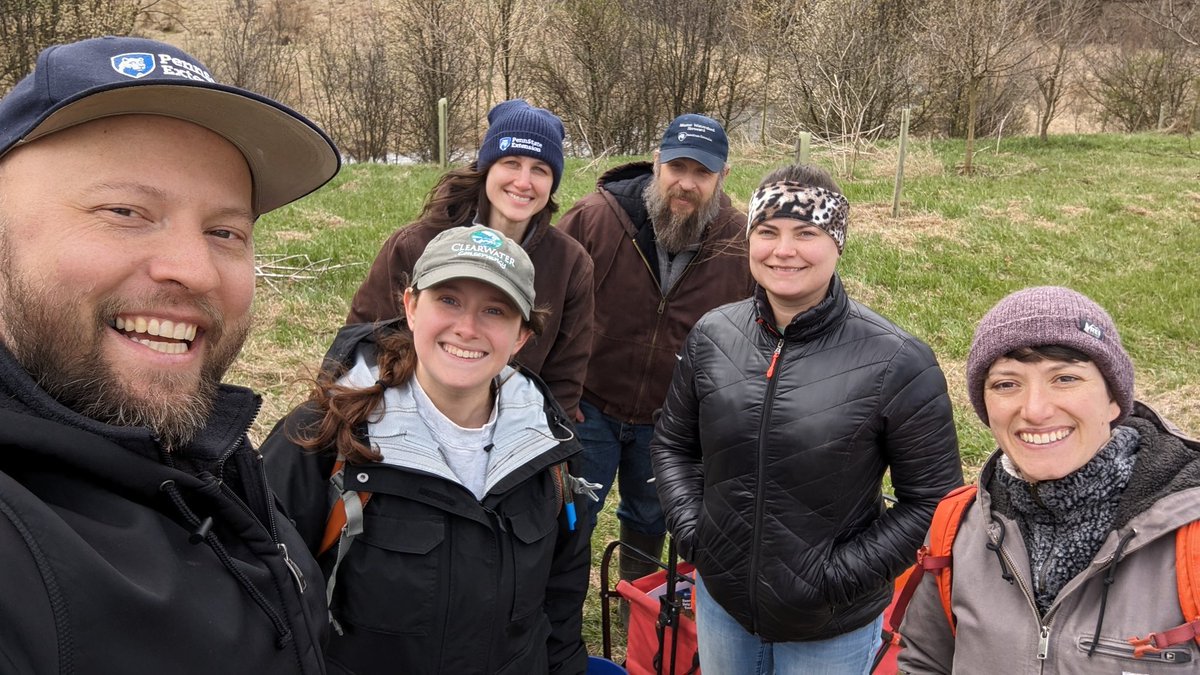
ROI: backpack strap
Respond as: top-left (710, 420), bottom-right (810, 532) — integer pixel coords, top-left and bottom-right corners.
top-left (1127, 520), bottom-right (1200, 657)
top-left (929, 484), bottom-right (978, 634)
top-left (319, 459), bottom-right (372, 635)
top-left (886, 485), bottom-right (978, 637)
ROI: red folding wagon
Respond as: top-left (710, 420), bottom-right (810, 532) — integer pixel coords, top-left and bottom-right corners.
top-left (598, 538), bottom-right (701, 675)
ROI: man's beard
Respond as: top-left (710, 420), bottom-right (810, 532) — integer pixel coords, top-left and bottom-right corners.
top-left (643, 172), bottom-right (724, 254)
top-left (0, 234), bottom-right (250, 451)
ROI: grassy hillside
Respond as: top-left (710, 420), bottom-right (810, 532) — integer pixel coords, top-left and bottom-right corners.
top-left (233, 132), bottom-right (1200, 657)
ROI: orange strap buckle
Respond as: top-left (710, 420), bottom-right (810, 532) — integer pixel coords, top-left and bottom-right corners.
top-left (1128, 634), bottom-right (1162, 659)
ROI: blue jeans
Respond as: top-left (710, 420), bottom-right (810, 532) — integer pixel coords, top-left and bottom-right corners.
top-left (576, 400), bottom-right (665, 535)
top-left (695, 576), bottom-right (883, 675)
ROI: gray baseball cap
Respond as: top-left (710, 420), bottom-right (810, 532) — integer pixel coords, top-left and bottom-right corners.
top-left (412, 226), bottom-right (535, 320)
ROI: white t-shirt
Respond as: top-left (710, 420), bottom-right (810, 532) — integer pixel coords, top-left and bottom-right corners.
top-left (410, 378), bottom-right (497, 501)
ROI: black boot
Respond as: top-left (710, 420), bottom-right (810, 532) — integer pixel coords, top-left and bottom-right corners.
top-left (618, 525), bottom-right (665, 627)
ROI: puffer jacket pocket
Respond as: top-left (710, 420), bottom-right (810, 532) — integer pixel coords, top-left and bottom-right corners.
top-left (507, 496), bottom-right (560, 620)
top-left (338, 511), bottom-right (445, 635)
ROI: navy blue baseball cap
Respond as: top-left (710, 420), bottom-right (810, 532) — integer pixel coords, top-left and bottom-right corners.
top-left (658, 113), bottom-right (728, 172)
top-left (0, 36), bottom-right (340, 215)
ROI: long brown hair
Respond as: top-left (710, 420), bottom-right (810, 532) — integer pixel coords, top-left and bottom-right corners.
top-left (293, 289), bottom-right (551, 464)
top-left (418, 161), bottom-right (559, 234)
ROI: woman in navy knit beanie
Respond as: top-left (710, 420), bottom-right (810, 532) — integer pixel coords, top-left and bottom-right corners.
top-left (900, 286), bottom-right (1200, 673)
top-left (344, 99), bottom-right (595, 419)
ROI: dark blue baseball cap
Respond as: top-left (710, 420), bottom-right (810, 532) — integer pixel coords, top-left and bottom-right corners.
top-left (658, 113), bottom-right (728, 173)
top-left (0, 36), bottom-right (340, 215)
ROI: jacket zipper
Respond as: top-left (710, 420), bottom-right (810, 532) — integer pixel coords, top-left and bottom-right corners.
top-left (992, 528), bottom-right (1057, 664)
top-left (216, 398), bottom-right (308, 596)
top-left (627, 232), bottom-right (702, 421)
top-left (255, 454), bottom-right (307, 594)
top-left (748, 334), bottom-right (786, 634)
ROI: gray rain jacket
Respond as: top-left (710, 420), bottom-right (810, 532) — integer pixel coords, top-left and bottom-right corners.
top-left (899, 403), bottom-right (1200, 674)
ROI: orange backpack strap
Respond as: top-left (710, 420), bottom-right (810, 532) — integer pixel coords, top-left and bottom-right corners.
top-left (929, 485), bottom-right (978, 635)
top-left (318, 459), bottom-right (372, 635)
top-left (1127, 519), bottom-right (1200, 658)
top-left (1178, 520), bottom-right (1200, 646)
top-left (319, 459), bottom-right (372, 556)
top-left (885, 484), bottom-right (978, 637)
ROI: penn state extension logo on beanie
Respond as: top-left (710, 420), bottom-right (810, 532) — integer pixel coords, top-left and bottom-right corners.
top-left (477, 99), bottom-right (565, 192)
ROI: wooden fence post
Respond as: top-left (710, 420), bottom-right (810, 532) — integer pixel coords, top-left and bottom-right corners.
top-left (438, 97), bottom-right (448, 168)
top-left (892, 108), bottom-right (911, 219)
top-left (795, 132), bottom-right (811, 164)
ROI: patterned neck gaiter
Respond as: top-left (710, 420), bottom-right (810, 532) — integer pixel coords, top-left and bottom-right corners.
top-left (993, 425), bottom-right (1140, 615)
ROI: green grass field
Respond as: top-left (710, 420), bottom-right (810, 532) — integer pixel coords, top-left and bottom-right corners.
top-left (233, 132), bottom-right (1200, 658)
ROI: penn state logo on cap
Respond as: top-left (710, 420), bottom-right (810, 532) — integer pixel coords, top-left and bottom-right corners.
top-left (111, 53), bottom-right (156, 79)
top-left (498, 137), bottom-right (513, 152)
top-left (471, 228), bottom-right (504, 250)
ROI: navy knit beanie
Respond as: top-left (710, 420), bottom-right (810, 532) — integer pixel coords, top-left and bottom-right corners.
top-left (477, 99), bottom-right (565, 192)
top-left (966, 286), bottom-right (1135, 426)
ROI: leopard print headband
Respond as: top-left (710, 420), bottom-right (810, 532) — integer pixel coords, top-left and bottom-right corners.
top-left (746, 181), bottom-right (849, 253)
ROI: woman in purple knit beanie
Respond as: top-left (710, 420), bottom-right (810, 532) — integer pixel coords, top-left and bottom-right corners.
top-left (899, 286), bottom-right (1200, 673)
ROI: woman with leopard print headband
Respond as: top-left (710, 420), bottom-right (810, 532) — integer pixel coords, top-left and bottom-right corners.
top-left (651, 163), bottom-right (962, 674)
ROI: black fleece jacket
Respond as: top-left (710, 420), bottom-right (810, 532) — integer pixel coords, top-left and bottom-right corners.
top-left (0, 343), bottom-right (328, 674)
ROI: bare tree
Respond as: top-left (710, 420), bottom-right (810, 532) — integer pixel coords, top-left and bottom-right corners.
top-left (626, 0), bottom-right (756, 130)
top-left (190, 0), bottom-right (307, 104)
top-left (1086, 1), bottom-right (1199, 132)
top-left (529, 0), bottom-right (655, 154)
top-left (470, 0), bottom-right (546, 105)
top-left (919, 0), bottom-right (1040, 173)
top-left (307, 9), bottom-right (405, 162)
top-left (1130, 0), bottom-right (1198, 48)
top-left (1, 0), bottom-right (143, 92)
top-left (1031, 0), bottom-right (1099, 141)
top-left (392, 0), bottom-right (484, 162)
top-left (771, 0), bottom-right (923, 175)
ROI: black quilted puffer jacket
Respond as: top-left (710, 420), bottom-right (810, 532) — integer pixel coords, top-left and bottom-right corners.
top-left (650, 275), bottom-right (963, 642)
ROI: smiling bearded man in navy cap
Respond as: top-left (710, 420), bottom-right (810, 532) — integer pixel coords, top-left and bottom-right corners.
top-left (558, 114), bottom-right (753, 601)
top-left (0, 36), bottom-right (339, 673)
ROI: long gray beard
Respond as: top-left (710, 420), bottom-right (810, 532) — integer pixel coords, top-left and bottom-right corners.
top-left (643, 175), bottom-right (724, 254)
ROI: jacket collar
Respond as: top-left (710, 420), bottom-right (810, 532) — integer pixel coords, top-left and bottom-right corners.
top-left (753, 273), bottom-right (849, 343)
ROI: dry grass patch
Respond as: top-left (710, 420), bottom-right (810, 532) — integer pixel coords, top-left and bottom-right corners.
top-left (272, 230), bottom-right (313, 242)
top-left (1060, 204), bottom-right (1092, 217)
top-left (859, 142), bottom-right (945, 181)
top-left (1140, 382), bottom-right (1200, 438)
top-left (853, 203), bottom-right (966, 250)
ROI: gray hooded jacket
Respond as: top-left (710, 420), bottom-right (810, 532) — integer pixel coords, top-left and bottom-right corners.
top-left (899, 402), bottom-right (1200, 674)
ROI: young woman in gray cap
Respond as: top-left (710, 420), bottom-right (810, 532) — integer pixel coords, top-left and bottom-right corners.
top-left (262, 226), bottom-right (590, 674)
top-left (899, 286), bottom-right (1200, 673)
top-left (345, 99), bottom-right (594, 420)
top-left (650, 164), bottom-right (962, 673)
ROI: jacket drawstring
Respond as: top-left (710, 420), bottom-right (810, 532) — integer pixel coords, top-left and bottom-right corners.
top-left (986, 514), bottom-right (1016, 584)
top-left (159, 479), bottom-right (294, 649)
top-left (1087, 529), bottom-right (1136, 657)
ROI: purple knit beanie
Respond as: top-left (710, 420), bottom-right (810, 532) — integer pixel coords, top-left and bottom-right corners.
top-left (966, 286), bottom-right (1134, 426)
